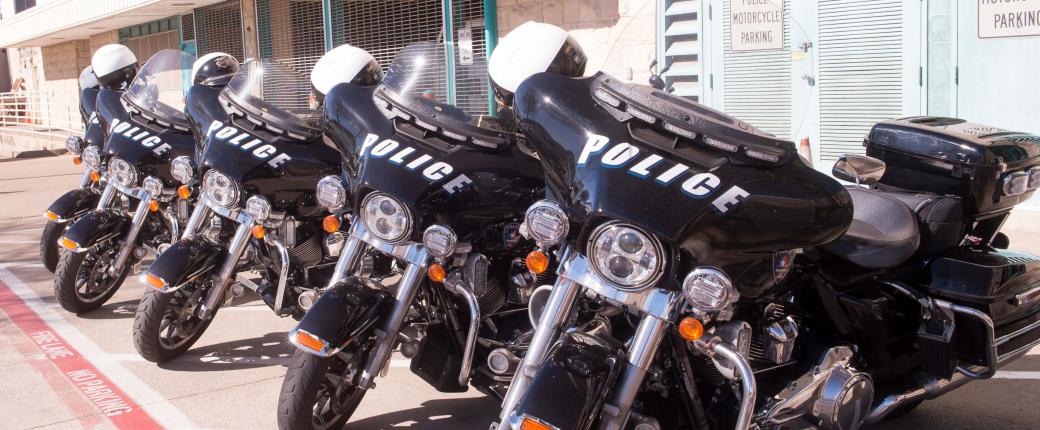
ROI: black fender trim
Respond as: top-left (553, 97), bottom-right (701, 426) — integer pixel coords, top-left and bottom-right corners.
top-left (46, 188), bottom-right (99, 222)
top-left (513, 332), bottom-right (626, 430)
top-left (292, 276), bottom-right (393, 356)
top-left (147, 237), bottom-right (227, 290)
top-left (62, 209), bottom-right (128, 250)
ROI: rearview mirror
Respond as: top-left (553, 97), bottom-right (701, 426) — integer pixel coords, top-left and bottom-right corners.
top-left (833, 155), bottom-right (886, 186)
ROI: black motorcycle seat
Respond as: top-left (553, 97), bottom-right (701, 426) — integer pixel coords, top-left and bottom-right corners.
top-left (823, 187), bottom-right (921, 269)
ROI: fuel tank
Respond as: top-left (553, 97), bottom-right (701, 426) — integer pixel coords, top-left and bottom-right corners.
top-left (197, 107), bottom-right (340, 220)
top-left (513, 72), bottom-right (852, 277)
top-left (96, 91), bottom-right (194, 184)
top-left (344, 97), bottom-right (544, 245)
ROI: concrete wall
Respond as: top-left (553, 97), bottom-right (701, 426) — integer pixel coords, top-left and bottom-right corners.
top-left (497, 0), bottom-right (657, 84)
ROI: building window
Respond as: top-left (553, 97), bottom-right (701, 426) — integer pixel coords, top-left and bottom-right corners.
top-left (14, 0), bottom-right (36, 14)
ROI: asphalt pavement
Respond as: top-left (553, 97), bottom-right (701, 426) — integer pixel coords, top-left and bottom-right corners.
top-left (1, 155), bottom-right (1039, 430)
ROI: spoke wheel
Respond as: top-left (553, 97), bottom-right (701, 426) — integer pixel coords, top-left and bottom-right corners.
top-left (53, 242), bottom-right (128, 313)
top-left (278, 340), bottom-right (373, 430)
top-left (133, 280), bottom-right (218, 363)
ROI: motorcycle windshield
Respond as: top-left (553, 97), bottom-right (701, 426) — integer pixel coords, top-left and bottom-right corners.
top-left (123, 49), bottom-right (195, 125)
top-left (223, 59), bottom-right (321, 138)
top-left (377, 42), bottom-right (511, 147)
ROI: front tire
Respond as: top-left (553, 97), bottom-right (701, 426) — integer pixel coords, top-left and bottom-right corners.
top-left (53, 244), bottom-right (128, 313)
top-left (40, 220), bottom-right (65, 273)
top-left (133, 281), bottom-right (217, 363)
top-left (278, 343), bottom-right (372, 430)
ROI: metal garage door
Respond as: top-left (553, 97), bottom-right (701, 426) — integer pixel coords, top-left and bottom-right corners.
top-left (194, 0), bottom-right (245, 61)
top-left (658, 0), bottom-right (701, 100)
top-left (721, 0), bottom-right (791, 139)
top-left (817, 0), bottom-right (904, 161)
top-left (257, 0), bottom-right (326, 73)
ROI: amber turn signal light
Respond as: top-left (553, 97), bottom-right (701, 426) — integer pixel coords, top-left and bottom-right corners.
top-left (144, 273), bottom-right (166, 290)
top-left (525, 251), bottom-right (549, 274)
top-left (177, 185), bottom-right (191, 199)
top-left (89, 171), bottom-right (101, 182)
top-left (148, 200), bottom-right (159, 212)
top-left (251, 225), bottom-right (265, 239)
top-left (678, 316), bottom-right (704, 341)
top-left (520, 417), bottom-right (556, 430)
top-left (43, 210), bottom-right (59, 221)
top-left (59, 237), bottom-right (79, 250)
top-left (294, 330), bottom-right (327, 353)
top-left (72, 156), bottom-right (82, 165)
top-left (427, 263), bottom-right (446, 283)
top-left (322, 215), bottom-right (341, 233)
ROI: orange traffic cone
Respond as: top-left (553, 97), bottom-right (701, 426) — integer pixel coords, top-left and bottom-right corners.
top-left (798, 137), bottom-right (812, 167)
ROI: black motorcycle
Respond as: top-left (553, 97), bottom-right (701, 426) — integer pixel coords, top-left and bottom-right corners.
top-left (132, 57), bottom-right (343, 363)
top-left (41, 67), bottom-right (112, 273)
top-left (54, 49), bottom-right (198, 314)
top-left (496, 35), bottom-right (1040, 430)
top-left (276, 42), bottom-right (545, 429)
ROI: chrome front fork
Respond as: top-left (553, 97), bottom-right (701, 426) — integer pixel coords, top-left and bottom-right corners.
top-left (359, 255), bottom-right (427, 388)
top-left (110, 190), bottom-right (153, 272)
top-left (598, 315), bottom-right (670, 430)
top-left (199, 217), bottom-right (254, 319)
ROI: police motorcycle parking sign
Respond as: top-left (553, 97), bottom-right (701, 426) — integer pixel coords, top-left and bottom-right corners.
top-left (729, 0), bottom-right (784, 51)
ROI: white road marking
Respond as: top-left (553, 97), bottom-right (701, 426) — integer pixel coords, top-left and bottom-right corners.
top-left (0, 268), bottom-right (197, 428)
top-left (0, 262), bottom-right (45, 268)
top-left (0, 240), bottom-right (38, 244)
top-left (994, 371), bottom-right (1040, 380)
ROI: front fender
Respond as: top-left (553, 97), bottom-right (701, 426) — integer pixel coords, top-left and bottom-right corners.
top-left (61, 209), bottom-right (128, 251)
top-left (145, 237), bottom-right (227, 291)
top-left (290, 276), bottom-right (393, 357)
top-left (45, 188), bottom-right (99, 222)
top-left (509, 332), bottom-right (625, 430)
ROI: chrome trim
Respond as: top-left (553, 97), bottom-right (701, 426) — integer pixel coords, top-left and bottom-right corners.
top-left (698, 340), bottom-right (756, 430)
top-left (560, 251), bottom-right (678, 320)
top-left (350, 220), bottom-right (427, 266)
top-left (358, 251), bottom-right (429, 389)
top-left (199, 215), bottom-right (255, 319)
top-left (1013, 286), bottom-right (1040, 306)
top-left (95, 182), bottom-right (116, 210)
top-left (181, 196), bottom-right (213, 238)
top-left (111, 190), bottom-right (154, 271)
top-left (163, 209), bottom-right (179, 246)
top-left (598, 312), bottom-right (672, 430)
top-left (444, 274), bottom-right (481, 386)
top-left (585, 221), bottom-right (666, 291)
top-left (77, 169), bottom-right (92, 188)
top-left (327, 234), bottom-right (367, 288)
top-left (271, 236), bottom-right (291, 313)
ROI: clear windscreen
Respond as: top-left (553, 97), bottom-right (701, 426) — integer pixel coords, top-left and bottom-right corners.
top-left (124, 49), bottom-right (196, 122)
top-left (381, 42), bottom-right (491, 129)
top-left (225, 59), bottom-right (321, 131)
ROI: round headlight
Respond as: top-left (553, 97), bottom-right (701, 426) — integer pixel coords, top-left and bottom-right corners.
top-left (423, 224), bottom-right (457, 258)
top-left (316, 176), bottom-right (347, 210)
top-left (362, 193), bottom-right (412, 243)
top-left (245, 195), bottom-right (272, 222)
top-left (524, 200), bottom-right (569, 247)
top-left (588, 222), bottom-right (664, 289)
top-left (170, 156), bottom-right (195, 184)
top-left (82, 145), bottom-right (102, 169)
top-left (203, 170), bottom-right (240, 208)
top-left (142, 176), bottom-right (163, 197)
top-left (1003, 171), bottom-right (1029, 196)
top-left (682, 267), bottom-right (737, 312)
top-left (66, 136), bottom-right (84, 155)
top-left (109, 157), bottom-right (138, 188)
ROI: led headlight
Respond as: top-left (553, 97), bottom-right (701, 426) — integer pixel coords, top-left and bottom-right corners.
top-left (142, 176), bottom-right (163, 198)
top-left (245, 195), bottom-right (272, 222)
top-left (588, 222), bottom-right (664, 289)
top-left (82, 145), bottom-right (102, 169)
top-left (423, 224), bottom-right (457, 258)
top-left (109, 157), bottom-right (138, 188)
top-left (170, 156), bottom-right (195, 184)
top-left (66, 136), bottom-right (84, 155)
top-left (1003, 171), bottom-right (1029, 196)
top-left (316, 176), bottom-right (347, 210)
top-left (1028, 166), bottom-right (1040, 190)
top-left (362, 193), bottom-right (412, 243)
top-left (524, 200), bottom-right (569, 246)
top-left (682, 267), bottom-right (736, 312)
top-left (203, 170), bottom-right (240, 208)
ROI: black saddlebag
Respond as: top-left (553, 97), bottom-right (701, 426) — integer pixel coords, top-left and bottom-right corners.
top-left (927, 248), bottom-right (1040, 364)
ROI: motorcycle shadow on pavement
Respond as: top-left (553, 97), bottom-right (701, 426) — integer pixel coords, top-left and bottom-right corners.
top-left (158, 330), bottom-right (293, 372)
top-left (348, 396), bottom-right (500, 429)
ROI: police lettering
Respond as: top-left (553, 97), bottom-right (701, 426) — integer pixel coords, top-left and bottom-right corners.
top-left (361, 133), bottom-right (472, 193)
top-left (108, 117), bottom-right (171, 156)
top-left (207, 121), bottom-right (293, 168)
top-left (577, 134), bottom-right (750, 214)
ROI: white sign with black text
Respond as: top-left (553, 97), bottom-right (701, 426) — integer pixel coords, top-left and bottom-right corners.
top-left (979, 0), bottom-right (1040, 39)
top-left (729, 0), bottom-right (784, 51)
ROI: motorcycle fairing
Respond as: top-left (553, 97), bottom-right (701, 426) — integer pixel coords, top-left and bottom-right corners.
top-left (323, 83), bottom-right (395, 174)
top-left (185, 85), bottom-right (227, 156)
top-left (146, 237), bottom-right (228, 290)
top-left (46, 188), bottom-right (101, 222)
top-left (97, 94), bottom-right (195, 184)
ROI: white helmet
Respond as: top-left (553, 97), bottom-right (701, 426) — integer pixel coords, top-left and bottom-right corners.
top-left (488, 21), bottom-right (587, 105)
top-left (310, 44), bottom-right (382, 98)
top-left (78, 66), bottom-right (99, 90)
top-left (91, 44), bottom-right (138, 89)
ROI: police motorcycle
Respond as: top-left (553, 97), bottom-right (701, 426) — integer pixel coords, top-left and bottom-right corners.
top-left (41, 61), bottom-right (130, 273)
top-left (494, 22), bottom-right (1040, 430)
top-left (275, 42), bottom-right (555, 429)
top-left (131, 47), bottom-right (367, 363)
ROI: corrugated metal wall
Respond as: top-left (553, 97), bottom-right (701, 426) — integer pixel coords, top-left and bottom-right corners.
top-left (257, 0), bottom-right (326, 72)
top-left (721, 0), bottom-right (791, 138)
top-left (194, 0), bottom-right (245, 61)
top-left (449, 0), bottom-right (489, 115)
top-left (817, 0), bottom-right (904, 160)
top-left (659, 0), bottom-right (701, 100)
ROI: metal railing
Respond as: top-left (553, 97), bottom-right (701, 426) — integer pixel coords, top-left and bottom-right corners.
top-left (0, 90), bottom-right (83, 145)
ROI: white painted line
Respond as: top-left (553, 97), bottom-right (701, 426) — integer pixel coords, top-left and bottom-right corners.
top-left (222, 305), bottom-right (275, 312)
top-left (994, 371), bottom-right (1040, 380)
top-left (391, 359), bottom-right (410, 368)
top-left (0, 262), bottom-right (45, 269)
top-left (0, 240), bottom-right (38, 244)
top-left (0, 267), bottom-right (197, 429)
